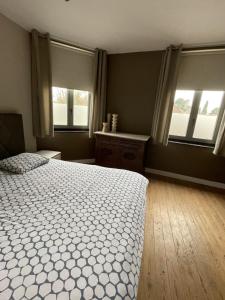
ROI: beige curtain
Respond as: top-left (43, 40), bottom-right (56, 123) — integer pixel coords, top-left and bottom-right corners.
top-left (213, 111), bottom-right (225, 156)
top-left (151, 44), bottom-right (183, 145)
top-left (89, 49), bottom-right (107, 138)
top-left (31, 29), bottom-right (53, 138)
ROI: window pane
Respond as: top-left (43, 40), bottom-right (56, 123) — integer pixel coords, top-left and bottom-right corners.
top-left (52, 87), bottom-right (67, 125)
top-left (73, 90), bottom-right (89, 126)
top-left (193, 91), bottom-right (224, 140)
top-left (169, 90), bottom-right (195, 136)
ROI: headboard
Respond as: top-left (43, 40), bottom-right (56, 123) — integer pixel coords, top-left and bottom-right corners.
top-left (0, 113), bottom-right (25, 158)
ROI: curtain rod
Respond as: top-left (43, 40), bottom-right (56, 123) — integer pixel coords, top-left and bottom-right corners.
top-left (51, 38), bottom-right (95, 55)
top-left (33, 30), bottom-right (95, 54)
top-left (182, 45), bottom-right (225, 54)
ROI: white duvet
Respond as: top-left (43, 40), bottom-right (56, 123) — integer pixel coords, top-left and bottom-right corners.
top-left (0, 160), bottom-right (148, 300)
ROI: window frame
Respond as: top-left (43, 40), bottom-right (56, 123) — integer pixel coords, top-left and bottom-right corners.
top-left (53, 88), bottom-right (91, 132)
top-left (169, 90), bottom-right (225, 146)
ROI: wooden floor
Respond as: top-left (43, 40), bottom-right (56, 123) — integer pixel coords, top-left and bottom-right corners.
top-left (137, 178), bottom-right (225, 300)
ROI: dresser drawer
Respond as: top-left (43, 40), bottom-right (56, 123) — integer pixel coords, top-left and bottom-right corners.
top-left (95, 132), bottom-right (150, 173)
top-left (96, 141), bottom-right (119, 168)
top-left (119, 147), bottom-right (141, 172)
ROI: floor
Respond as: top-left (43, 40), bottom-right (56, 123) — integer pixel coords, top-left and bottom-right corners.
top-left (137, 178), bottom-right (225, 300)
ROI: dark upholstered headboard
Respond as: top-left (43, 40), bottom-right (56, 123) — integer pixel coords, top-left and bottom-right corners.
top-left (0, 113), bottom-right (25, 159)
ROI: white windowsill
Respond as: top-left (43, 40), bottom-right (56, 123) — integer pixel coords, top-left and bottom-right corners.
top-left (169, 140), bottom-right (214, 149)
top-left (54, 130), bottom-right (89, 133)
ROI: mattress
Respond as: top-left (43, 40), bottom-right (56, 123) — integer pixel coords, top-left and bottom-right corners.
top-left (0, 159), bottom-right (148, 300)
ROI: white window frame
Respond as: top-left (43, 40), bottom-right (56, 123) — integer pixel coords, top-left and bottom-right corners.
top-left (53, 88), bottom-right (91, 131)
top-left (169, 90), bottom-right (225, 146)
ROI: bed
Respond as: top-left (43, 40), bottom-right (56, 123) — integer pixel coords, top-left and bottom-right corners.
top-left (0, 114), bottom-right (148, 300)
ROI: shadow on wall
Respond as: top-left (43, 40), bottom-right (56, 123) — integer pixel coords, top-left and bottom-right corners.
top-left (37, 132), bottom-right (95, 161)
top-left (107, 51), bottom-right (163, 135)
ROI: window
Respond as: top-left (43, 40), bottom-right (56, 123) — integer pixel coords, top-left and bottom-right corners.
top-left (51, 41), bottom-right (94, 131)
top-left (52, 87), bottom-right (90, 130)
top-left (169, 90), bottom-right (195, 137)
top-left (169, 90), bottom-right (225, 145)
top-left (52, 87), bottom-right (68, 126)
top-left (73, 90), bottom-right (89, 127)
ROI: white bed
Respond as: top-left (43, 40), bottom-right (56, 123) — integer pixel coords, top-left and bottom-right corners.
top-left (0, 159), bottom-right (148, 300)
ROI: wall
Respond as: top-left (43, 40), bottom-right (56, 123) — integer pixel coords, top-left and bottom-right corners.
top-left (107, 51), bottom-right (162, 134)
top-left (37, 132), bottom-right (94, 161)
top-left (107, 51), bottom-right (225, 183)
top-left (0, 13), bottom-right (36, 151)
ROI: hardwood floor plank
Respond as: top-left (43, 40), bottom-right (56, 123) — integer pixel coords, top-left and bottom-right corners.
top-left (159, 181), bottom-right (189, 300)
top-left (170, 183), bottom-right (212, 300)
top-left (193, 190), bottom-right (225, 271)
top-left (165, 182), bottom-right (208, 300)
top-left (152, 182), bottom-right (172, 300)
top-left (138, 185), bottom-right (155, 300)
top-left (137, 179), bottom-right (225, 300)
top-left (172, 184), bottom-right (225, 300)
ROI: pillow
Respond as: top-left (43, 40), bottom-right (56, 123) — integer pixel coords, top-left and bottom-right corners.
top-left (0, 152), bottom-right (49, 174)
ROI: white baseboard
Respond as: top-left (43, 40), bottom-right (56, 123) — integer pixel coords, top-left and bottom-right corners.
top-left (145, 168), bottom-right (225, 190)
top-left (70, 158), bottom-right (95, 164)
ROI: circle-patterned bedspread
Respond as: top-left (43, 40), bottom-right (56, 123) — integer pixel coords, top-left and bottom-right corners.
top-left (0, 160), bottom-right (148, 300)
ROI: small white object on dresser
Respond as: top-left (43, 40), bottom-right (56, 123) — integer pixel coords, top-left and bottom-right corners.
top-left (36, 150), bottom-right (61, 160)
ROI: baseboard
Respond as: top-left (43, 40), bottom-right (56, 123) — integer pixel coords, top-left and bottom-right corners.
top-left (69, 159), bottom-right (225, 190)
top-left (70, 158), bottom-right (95, 164)
top-left (145, 168), bottom-right (225, 190)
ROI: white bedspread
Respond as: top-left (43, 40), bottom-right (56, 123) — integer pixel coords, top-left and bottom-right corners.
top-left (0, 160), bottom-right (148, 300)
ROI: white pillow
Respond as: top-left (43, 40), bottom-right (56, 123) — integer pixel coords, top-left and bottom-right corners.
top-left (0, 152), bottom-right (49, 174)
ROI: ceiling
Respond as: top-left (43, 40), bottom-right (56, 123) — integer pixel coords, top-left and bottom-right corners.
top-left (0, 0), bottom-right (225, 54)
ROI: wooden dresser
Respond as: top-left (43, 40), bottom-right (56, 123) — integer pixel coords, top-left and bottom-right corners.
top-left (95, 131), bottom-right (150, 173)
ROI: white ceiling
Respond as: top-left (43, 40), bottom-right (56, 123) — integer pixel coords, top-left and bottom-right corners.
top-left (0, 0), bottom-right (225, 54)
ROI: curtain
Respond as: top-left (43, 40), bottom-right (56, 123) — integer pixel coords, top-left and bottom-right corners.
top-left (31, 29), bottom-right (53, 138)
top-left (89, 49), bottom-right (107, 138)
top-left (151, 44), bottom-right (183, 145)
top-left (213, 111), bottom-right (225, 156)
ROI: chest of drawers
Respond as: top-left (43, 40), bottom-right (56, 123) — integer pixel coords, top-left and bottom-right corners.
top-left (95, 132), bottom-right (150, 173)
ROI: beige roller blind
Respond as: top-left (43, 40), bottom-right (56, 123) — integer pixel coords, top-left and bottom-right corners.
top-left (177, 50), bottom-right (225, 90)
top-left (51, 43), bottom-right (94, 92)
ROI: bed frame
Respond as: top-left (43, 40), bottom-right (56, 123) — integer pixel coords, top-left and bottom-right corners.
top-left (0, 113), bottom-right (25, 158)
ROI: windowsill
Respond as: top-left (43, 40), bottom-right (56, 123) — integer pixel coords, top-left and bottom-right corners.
top-left (168, 140), bottom-right (214, 149)
top-left (54, 130), bottom-right (89, 133)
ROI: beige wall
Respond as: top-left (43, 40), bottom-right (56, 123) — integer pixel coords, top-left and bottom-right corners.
top-left (107, 51), bottom-right (225, 183)
top-left (37, 132), bottom-right (94, 161)
top-left (0, 13), bottom-right (36, 151)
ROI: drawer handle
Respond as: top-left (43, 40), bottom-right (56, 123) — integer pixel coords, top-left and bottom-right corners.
top-left (123, 152), bottom-right (136, 160)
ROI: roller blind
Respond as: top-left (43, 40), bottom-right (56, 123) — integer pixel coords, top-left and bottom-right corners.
top-left (177, 50), bottom-right (225, 90)
top-left (51, 43), bottom-right (94, 92)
